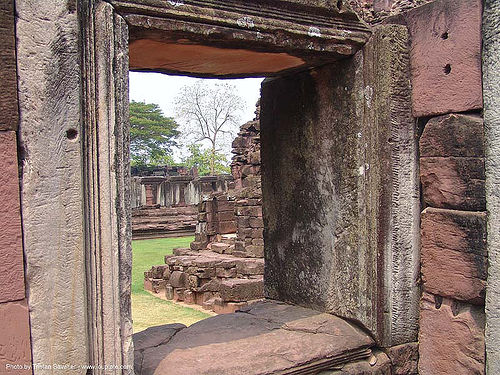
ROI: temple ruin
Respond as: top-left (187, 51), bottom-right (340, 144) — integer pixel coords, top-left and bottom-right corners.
top-left (144, 105), bottom-right (266, 313)
top-left (1, 0), bottom-right (500, 374)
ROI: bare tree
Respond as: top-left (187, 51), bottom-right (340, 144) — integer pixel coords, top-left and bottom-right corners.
top-left (174, 79), bottom-right (244, 174)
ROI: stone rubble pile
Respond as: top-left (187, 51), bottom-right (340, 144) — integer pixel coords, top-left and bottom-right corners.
top-left (144, 104), bottom-right (265, 313)
top-left (132, 206), bottom-right (198, 239)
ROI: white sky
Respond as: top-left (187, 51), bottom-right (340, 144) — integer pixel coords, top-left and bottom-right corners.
top-left (129, 72), bottom-right (264, 162)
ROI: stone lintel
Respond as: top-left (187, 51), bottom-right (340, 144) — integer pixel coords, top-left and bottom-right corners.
top-left (110, 0), bottom-right (371, 77)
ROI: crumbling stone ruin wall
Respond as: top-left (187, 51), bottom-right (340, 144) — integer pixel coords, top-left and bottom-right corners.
top-left (231, 104), bottom-right (264, 258)
top-left (131, 174), bottom-right (231, 239)
top-left (145, 110), bottom-right (265, 313)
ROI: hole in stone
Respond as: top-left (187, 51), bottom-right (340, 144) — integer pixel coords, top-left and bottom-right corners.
top-left (443, 64), bottom-right (451, 75)
top-left (66, 128), bottom-right (78, 140)
top-left (337, 0), bottom-right (342, 10)
top-left (434, 295), bottom-right (443, 309)
top-left (441, 31), bottom-right (449, 40)
top-left (451, 301), bottom-right (460, 317)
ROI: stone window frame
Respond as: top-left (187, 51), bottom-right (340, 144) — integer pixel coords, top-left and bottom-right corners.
top-left (80, 1), bottom-right (371, 371)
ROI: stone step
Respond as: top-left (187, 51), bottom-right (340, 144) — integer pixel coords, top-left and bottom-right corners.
top-left (133, 300), bottom-right (378, 375)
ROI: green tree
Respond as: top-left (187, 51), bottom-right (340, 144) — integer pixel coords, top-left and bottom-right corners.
top-left (129, 100), bottom-right (180, 166)
top-left (183, 144), bottom-right (230, 176)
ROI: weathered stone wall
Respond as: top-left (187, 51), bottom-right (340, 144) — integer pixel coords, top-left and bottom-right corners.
top-left (132, 206), bottom-right (198, 239)
top-left (231, 106), bottom-right (264, 258)
top-left (131, 175), bottom-right (232, 208)
top-left (482, 1), bottom-right (500, 373)
top-left (145, 109), bottom-right (265, 313)
top-left (261, 24), bottom-right (420, 348)
top-left (0, 0), bottom-right (32, 372)
top-left (130, 175), bottom-right (231, 238)
top-left (397, 0), bottom-right (487, 373)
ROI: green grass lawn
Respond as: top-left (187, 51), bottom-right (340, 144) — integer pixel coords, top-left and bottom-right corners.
top-left (132, 236), bottom-right (212, 333)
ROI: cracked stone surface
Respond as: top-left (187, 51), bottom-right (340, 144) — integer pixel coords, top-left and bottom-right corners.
top-left (134, 300), bottom-right (375, 375)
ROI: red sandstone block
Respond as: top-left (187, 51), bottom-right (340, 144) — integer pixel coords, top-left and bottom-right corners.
top-left (420, 114), bottom-right (484, 158)
top-left (218, 220), bottom-right (237, 234)
top-left (421, 208), bottom-right (486, 303)
top-left (0, 132), bottom-right (25, 303)
top-left (420, 157), bottom-right (485, 211)
top-left (385, 342), bottom-right (418, 375)
top-left (216, 200), bottom-right (235, 211)
top-left (418, 292), bottom-right (485, 375)
top-left (217, 210), bottom-right (236, 222)
top-left (406, 0), bottom-right (483, 117)
top-left (249, 217), bottom-right (264, 228)
top-left (0, 300), bottom-right (32, 374)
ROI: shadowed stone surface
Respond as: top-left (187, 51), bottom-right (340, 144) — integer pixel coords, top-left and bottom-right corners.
top-left (421, 208), bottom-right (487, 304)
top-left (133, 323), bottom-right (186, 375)
top-left (0, 132), bottom-right (25, 303)
top-left (420, 157), bottom-right (485, 211)
top-left (261, 25), bottom-right (419, 346)
top-left (406, 0), bottom-right (483, 117)
top-left (420, 114), bottom-right (484, 158)
top-left (420, 114), bottom-right (485, 211)
top-left (0, 0), bottom-right (18, 131)
top-left (0, 300), bottom-right (32, 374)
top-left (135, 300), bottom-right (375, 375)
top-left (483, 1), bottom-right (500, 372)
top-left (419, 292), bottom-right (485, 375)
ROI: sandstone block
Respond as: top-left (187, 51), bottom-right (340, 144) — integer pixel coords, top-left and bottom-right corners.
top-left (151, 265), bottom-right (169, 279)
top-left (151, 279), bottom-right (166, 293)
top-left (0, 300), bottom-right (32, 374)
top-left (249, 217), bottom-right (264, 228)
top-left (237, 205), bottom-right (262, 217)
top-left (421, 208), bottom-right (486, 303)
top-left (188, 275), bottom-right (199, 289)
top-left (251, 228), bottom-right (264, 238)
top-left (218, 277), bottom-right (264, 302)
top-left (212, 299), bottom-right (248, 314)
top-left (151, 301), bottom-right (374, 375)
top-left (219, 220), bottom-right (237, 234)
top-left (0, 132), bottom-right (25, 303)
top-left (183, 291), bottom-right (195, 304)
top-left (420, 157), bottom-right (485, 211)
top-left (384, 342), bottom-right (418, 375)
top-left (173, 288), bottom-right (185, 301)
top-left (216, 267), bottom-right (237, 278)
top-left (165, 286), bottom-right (174, 300)
top-left (246, 245), bottom-right (264, 258)
top-left (216, 199), bottom-right (234, 211)
top-left (319, 350), bottom-right (392, 375)
top-left (144, 279), bottom-right (153, 292)
top-left (418, 292), bottom-right (485, 374)
top-left (236, 259), bottom-right (265, 275)
top-left (217, 210), bottom-right (235, 222)
top-left (420, 114), bottom-right (484, 158)
top-left (169, 271), bottom-right (189, 289)
top-left (211, 242), bottom-right (230, 254)
top-left (406, 0), bottom-right (483, 117)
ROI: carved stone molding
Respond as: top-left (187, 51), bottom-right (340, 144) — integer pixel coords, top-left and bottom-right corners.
top-left (110, 0), bottom-right (372, 77)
